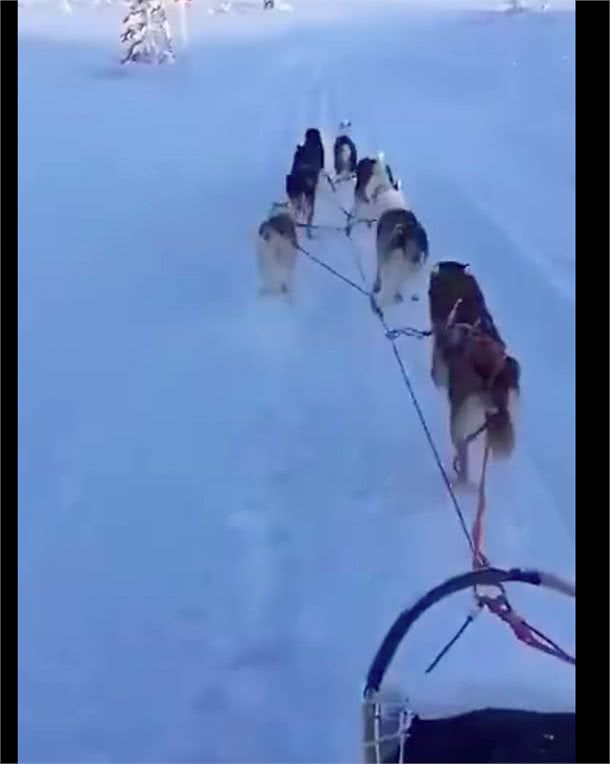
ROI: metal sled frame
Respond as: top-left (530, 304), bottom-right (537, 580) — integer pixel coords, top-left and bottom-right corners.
top-left (361, 566), bottom-right (575, 764)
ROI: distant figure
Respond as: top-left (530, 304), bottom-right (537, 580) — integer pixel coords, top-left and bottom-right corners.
top-left (504, 0), bottom-right (527, 13)
top-left (263, 0), bottom-right (274, 8)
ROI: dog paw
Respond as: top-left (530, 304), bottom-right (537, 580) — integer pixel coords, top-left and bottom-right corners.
top-left (449, 476), bottom-right (478, 494)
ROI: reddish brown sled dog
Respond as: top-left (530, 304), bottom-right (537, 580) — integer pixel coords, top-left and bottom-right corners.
top-left (428, 261), bottom-right (520, 484)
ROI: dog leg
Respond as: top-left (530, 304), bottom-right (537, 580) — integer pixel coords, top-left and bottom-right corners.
top-left (450, 440), bottom-right (479, 493)
top-left (350, 199), bottom-right (365, 232)
top-left (256, 238), bottom-right (277, 295)
top-left (273, 239), bottom-right (296, 299)
top-left (306, 196), bottom-right (315, 239)
top-left (282, 264), bottom-right (295, 301)
top-left (283, 281), bottom-right (296, 305)
top-left (430, 343), bottom-right (449, 388)
top-left (369, 293), bottom-right (384, 318)
top-left (452, 440), bottom-right (470, 485)
top-left (375, 251), bottom-right (406, 308)
top-left (449, 392), bottom-right (487, 489)
top-left (373, 271), bottom-right (381, 294)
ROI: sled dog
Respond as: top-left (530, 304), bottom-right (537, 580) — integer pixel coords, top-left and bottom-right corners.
top-left (285, 128), bottom-right (325, 238)
top-left (350, 153), bottom-right (402, 232)
top-left (428, 261), bottom-right (521, 483)
top-left (359, 155), bottom-right (428, 307)
top-left (256, 202), bottom-right (298, 297)
top-left (333, 120), bottom-right (358, 179)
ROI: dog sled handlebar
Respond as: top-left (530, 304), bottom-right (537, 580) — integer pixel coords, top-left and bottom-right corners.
top-left (364, 566), bottom-right (575, 696)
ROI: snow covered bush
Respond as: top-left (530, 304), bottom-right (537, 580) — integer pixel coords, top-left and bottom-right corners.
top-left (120, 0), bottom-right (175, 65)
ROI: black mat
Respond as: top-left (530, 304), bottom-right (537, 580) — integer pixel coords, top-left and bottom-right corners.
top-left (385, 708), bottom-right (575, 763)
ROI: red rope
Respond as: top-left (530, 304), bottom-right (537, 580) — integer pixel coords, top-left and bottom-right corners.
top-left (480, 594), bottom-right (575, 665)
top-left (472, 441), bottom-right (491, 569)
top-left (470, 437), bottom-right (575, 666)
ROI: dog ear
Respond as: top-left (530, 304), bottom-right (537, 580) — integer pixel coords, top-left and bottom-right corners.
top-left (504, 355), bottom-right (521, 390)
top-left (438, 260), bottom-right (470, 272)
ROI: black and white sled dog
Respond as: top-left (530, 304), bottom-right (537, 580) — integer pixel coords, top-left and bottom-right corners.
top-left (333, 120), bottom-right (358, 180)
top-left (256, 201), bottom-right (298, 298)
top-left (360, 154), bottom-right (429, 308)
top-left (285, 128), bottom-right (325, 238)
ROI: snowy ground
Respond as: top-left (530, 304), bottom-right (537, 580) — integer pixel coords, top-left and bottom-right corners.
top-left (19, 2), bottom-right (575, 761)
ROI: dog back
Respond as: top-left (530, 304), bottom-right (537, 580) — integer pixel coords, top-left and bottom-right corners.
top-left (290, 144), bottom-right (307, 175)
top-left (377, 208), bottom-right (428, 262)
top-left (429, 262), bottom-right (501, 341)
top-left (355, 158), bottom-right (376, 201)
top-left (289, 136), bottom-right (323, 191)
top-left (262, 212), bottom-right (297, 247)
top-left (285, 170), bottom-right (316, 199)
top-left (304, 128), bottom-right (325, 173)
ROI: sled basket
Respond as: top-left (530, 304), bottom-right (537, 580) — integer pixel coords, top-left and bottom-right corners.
top-left (361, 567), bottom-right (575, 763)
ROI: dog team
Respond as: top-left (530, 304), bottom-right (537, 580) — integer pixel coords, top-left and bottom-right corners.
top-left (255, 123), bottom-right (520, 488)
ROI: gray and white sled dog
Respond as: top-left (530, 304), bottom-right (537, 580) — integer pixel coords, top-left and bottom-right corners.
top-left (362, 154), bottom-right (429, 308)
top-left (256, 202), bottom-right (298, 298)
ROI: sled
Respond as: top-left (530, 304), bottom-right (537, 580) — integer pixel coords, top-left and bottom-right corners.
top-left (361, 567), bottom-right (575, 763)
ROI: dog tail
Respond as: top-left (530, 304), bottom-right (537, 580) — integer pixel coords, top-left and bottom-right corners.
top-left (486, 408), bottom-right (515, 457)
top-left (415, 222), bottom-right (429, 262)
top-left (404, 234), bottom-right (428, 267)
top-left (258, 221), bottom-right (271, 242)
top-left (486, 354), bottom-right (520, 457)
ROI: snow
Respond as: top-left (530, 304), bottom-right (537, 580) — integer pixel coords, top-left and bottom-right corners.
top-left (18, 1), bottom-right (575, 761)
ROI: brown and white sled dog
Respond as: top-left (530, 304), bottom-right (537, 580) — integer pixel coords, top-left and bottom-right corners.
top-left (256, 202), bottom-right (298, 298)
top-left (350, 153), bottom-right (401, 226)
top-left (428, 261), bottom-right (521, 484)
top-left (361, 154), bottom-right (429, 308)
